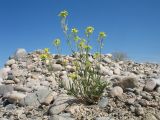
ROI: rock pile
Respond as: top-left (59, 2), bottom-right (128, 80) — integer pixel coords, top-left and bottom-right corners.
top-left (0, 48), bottom-right (160, 120)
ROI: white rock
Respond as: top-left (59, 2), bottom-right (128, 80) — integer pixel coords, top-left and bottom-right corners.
top-left (5, 91), bottom-right (26, 103)
top-left (6, 59), bottom-right (16, 66)
top-left (52, 64), bottom-right (63, 72)
top-left (152, 78), bottom-right (160, 86)
top-left (144, 80), bottom-right (157, 91)
top-left (0, 67), bottom-right (11, 79)
top-left (110, 86), bottom-right (123, 97)
top-left (15, 48), bottom-right (27, 59)
top-left (113, 68), bottom-right (121, 75)
top-left (99, 65), bottom-right (113, 76)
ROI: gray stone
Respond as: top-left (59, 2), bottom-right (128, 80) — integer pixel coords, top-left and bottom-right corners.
top-left (152, 78), bottom-right (160, 86)
top-left (51, 64), bottom-right (63, 72)
top-left (14, 48), bottom-right (27, 59)
top-left (156, 87), bottom-right (160, 93)
top-left (0, 67), bottom-right (11, 79)
top-left (144, 80), bottom-right (157, 91)
top-left (4, 91), bottom-right (26, 103)
top-left (98, 97), bottom-right (108, 108)
top-left (19, 92), bottom-right (39, 106)
top-left (19, 87), bottom-right (51, 106)
top-left (5, 104), bottom-right (16, 110)
top-left (96, 117), bottom-right (115, 120)
top-left (102, 57), bottom-right (112, 63)
top-left (113, 68), bottom-right (120, 75)
top-left (0, 85), bottom-right (13, 96)
top-left (49, 115), bottom-right (75, 120)
top-left (143, 113), bottom-right (158, 120)
top-left (99, 65), bottom-right (113, 76)
top-left (117, 77), bottom-right (139, 90)
top-left (35, 88), bottom-right (51, 103)
top-left (6, 59), bottom-right (16, 66)
top-left (135, 107), bottom-right (144, 116)
top-left (49, 103), bottom-right (68, 115)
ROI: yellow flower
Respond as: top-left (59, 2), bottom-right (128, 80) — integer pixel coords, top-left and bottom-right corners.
top-left (44, 48), bottom-right (49, 53)
top-left (99, 32), bottom-right (106, 39)
top-left (84, 45), bottom-right (92, 51)
top-left (93, 52), bottom-right (100, 59)
top-left (68, 72), bottom-right (78, 80)
top-left (85, 26), bottom-right (94, 36)
top-left (58, 10), bottom-right (68, 18)
top-left (53, 38), bottom-right (61, 46)
top-left (40, 54), bottom-right (48, 61)
top-left (71, 28), bottom-right (78, 34)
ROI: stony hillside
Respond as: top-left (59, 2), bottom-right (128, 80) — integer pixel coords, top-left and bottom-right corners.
top-left (0, 48), bottom-right (160, 120)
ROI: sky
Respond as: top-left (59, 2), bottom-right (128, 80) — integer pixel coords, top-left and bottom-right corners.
top-left (0, 0), bottom-right (160, 68)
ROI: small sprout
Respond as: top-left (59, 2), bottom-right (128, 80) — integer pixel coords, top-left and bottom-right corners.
top-left (85, 26), bottom-right (94, 36)
top-left (71, 28), bottom-right (79, 34)
top-left (53, 38), bottom-right (61, 46)
top-left (58, 10), bottom-right (68, 18)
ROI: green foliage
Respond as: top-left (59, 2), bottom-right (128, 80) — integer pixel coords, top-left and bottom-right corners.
top-left (54, 10), bottom-right (110, 105)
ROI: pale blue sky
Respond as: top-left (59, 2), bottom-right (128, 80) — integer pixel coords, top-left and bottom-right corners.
top-left (0, 0), bottom-right (160, 68)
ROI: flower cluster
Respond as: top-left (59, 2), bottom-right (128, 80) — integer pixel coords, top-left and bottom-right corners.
top-left (58, 10), bottom-right (68, 18)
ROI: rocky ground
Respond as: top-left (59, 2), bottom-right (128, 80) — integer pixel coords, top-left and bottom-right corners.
top-left (0, 48), bottom-right (160, 120)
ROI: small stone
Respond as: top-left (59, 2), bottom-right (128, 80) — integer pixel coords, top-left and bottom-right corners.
top-left (35, 88), bottom-right (51, 103)
top-left (110, 86), bottom-right (123, 97)
top-left (49, 115), bottom-right (74, 120)
top-left (2, 80), bottom-right (15, 84)
top-left (143, 113), bottom-right (158, 120)
top-left (156, 87), bottom-right (160, 93)
top-left (0, 85), bottom-right (13, 96)
top-left (113, 68), bottom-right (120, 75)
top-left (96, 117), bottom-right (114, 120)
top-left (138, 99), bottom-right (149, 107)
top-left (135, 107), bottom-right (144, 116)
top-left (144, 80), bottom-right (157, 91)
top-left (152, 78), bottom-right (160, 86)
top-left (126, 98), bottom-right (135, 105)
top-left (117, 77), bottom-right (138, 90)
top-left (42, 91), bottom-right (58, 105)
top-left (5, 104), bottom-right (16, 110)
top-left (49, 103), bottom-right (68, 115)
top-left (130, 106), bottom-right (135, 113)
top-left (102, 57), bottom-right (112, 63)
top-left (0, 67), bottom-right (11, 79)
top-left (98, 97), bottom-right (108, 108)
top-left (14, 85), bottom-right (32, 92)
top-left (51, 64), bottom-right (63, 72)
top-left (5, 91), bottom-right (26, 103)
top-left (6, 59), bottom-right (16, 66)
